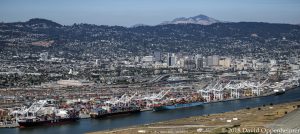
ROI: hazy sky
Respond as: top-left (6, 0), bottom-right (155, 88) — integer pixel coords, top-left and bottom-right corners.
top-left (1, 0), bottom-right (300, 26)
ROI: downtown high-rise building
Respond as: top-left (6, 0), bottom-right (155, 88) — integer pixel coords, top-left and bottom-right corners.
top-left (153, 51), bottom-right (162, 62)
top-left (167, 53), bottom-right (176, 67)
top-left (195, 54), bottom-right (203, 70)
top-left (184, 57), bottom-right (196, 70)
top-left (207, 55), bottom-right (219, 66)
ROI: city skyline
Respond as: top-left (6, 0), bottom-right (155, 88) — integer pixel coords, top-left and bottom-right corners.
top-left (1, 0), bottom-right (300, 132)
top-left (1, 0), bottom-right (300, 26)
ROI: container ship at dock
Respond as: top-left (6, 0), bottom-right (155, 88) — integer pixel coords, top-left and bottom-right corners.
top-left (14, 99), bottom-right (79, 128)
top-left (18, 116), bottom-right (79, 128)
top-left (153, 101), bottom-right (204, 111)
top-left (90, 105), bottom-right (140, 118)
top-left (151, 92), bottom-right (205, 111)
top-left (90, 94), bottom-right (141, 118)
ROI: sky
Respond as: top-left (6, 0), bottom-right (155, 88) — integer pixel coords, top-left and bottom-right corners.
top-left (1, 0), bottom-right (300, 26)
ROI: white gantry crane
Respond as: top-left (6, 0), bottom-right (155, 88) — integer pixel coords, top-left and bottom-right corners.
top-left (20, 99), bottom-right (53, 117)
top-left (198, 82), bottom-right (215, 102)
top-left (249, 78), bottom-right (269, 96)
top-left (212, 82), bottom-right (225, 101)
top-left (199, 80), bottom-right (227, 102)
top-left (139, 89), bottom-right (171, 107)
top-left (225, 81), bottom-right (244, 99)
top-left (106, 92), bottom-right (138, 107)
top-left (199, 77), bottom-right (272, 101)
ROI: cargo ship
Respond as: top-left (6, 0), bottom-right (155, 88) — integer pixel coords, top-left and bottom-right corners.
top-left (17, 99), bottom-right (79, 128)
top-left (90, 105), bottom-right (141, 118)
top-left (18, 115), bottom-right (79, 128)
top-left (153, 101), bottom-right (204, 111)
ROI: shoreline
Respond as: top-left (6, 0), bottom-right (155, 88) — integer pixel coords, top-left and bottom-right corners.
top-left (87, 100), bottom-right (300, 134)
top-left (1, 87), bottom-right (299, 129)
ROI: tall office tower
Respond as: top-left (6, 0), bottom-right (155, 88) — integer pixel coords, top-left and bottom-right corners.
top-left (167, 53), bottom-right (176, 67)
top-left (184, 57), bottom-right (196, 70)
top-left (153, 51), bottom-right (162, 62)
top-left (195, 54), bottom-right (203, 70)
top-left (207, 56), bottom-right (213, 66)
top-left (95, 59), bottom-right (99, 65)
top-left (207, 55), bottom-right (219, 66)
top-left (212, 55), bottom-right (219, 66)
top-left (203, 57), bottom-right (208, 67)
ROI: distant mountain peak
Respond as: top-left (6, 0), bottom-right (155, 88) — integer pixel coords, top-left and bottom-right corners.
top-left (26, 18), bottom-right (62, 27)
top-left (192, 14), bottom-right (210, 19)
top-left (131, 23), bottom-right (149, 28)
top-left (161, 14), bottom-right (221, 25)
